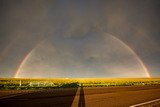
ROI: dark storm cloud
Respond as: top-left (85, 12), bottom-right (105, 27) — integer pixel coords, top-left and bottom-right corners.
top-left (0, 0), bottom-right (160, 77)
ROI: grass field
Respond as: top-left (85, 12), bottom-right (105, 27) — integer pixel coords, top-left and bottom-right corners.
top-left (0, 78), bottom-right (160, 90)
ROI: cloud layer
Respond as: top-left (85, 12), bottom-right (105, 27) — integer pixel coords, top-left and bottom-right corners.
top-left (0, 0), bottom-right (160, 77)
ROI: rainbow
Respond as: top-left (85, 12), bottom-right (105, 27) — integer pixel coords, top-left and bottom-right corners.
top-left (14, 34), bottom-right (151, 78)
top-left (110, 35), bottom-right (151, 78)
top-left (14, 51), bottom-right (33, 78)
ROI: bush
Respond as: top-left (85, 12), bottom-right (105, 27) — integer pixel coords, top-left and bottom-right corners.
top-left (60, 82), bottom-right (79, 88)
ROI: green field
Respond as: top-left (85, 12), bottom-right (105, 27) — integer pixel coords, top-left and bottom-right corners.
top-left (0, 78), bottom-right (160, 90)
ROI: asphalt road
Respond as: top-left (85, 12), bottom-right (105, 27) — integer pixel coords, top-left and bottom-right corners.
top-left (0, 86), bottom-right (160, 107)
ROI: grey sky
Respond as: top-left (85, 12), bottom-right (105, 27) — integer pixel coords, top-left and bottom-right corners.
top-left (0, 0), bottom-right (160, 78)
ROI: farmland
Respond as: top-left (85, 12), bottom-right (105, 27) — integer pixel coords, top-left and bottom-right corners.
top-left (0, 78), bottom-right (160, 90)
top-left (1, 78), bottom-right (160, 107)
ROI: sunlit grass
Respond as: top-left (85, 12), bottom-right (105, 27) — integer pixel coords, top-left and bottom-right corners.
top-left (0, 78), bottom-right (160, 90)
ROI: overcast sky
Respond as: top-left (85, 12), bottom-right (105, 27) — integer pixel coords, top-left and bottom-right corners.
top-left (0, 0), bottom-right (160, 78)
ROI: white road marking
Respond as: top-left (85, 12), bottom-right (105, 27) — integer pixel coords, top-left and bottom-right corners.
top-left (130, 98), bottom-right (160, 107)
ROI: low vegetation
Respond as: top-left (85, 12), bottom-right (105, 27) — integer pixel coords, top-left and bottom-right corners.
top-left (0, 78), bottom-right (160, 90)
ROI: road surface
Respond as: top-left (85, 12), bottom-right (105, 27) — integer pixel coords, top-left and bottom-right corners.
top-left (0, 86), bottom-right (160, 107)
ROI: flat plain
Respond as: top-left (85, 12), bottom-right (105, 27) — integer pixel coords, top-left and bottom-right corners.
top-left (0, 78), bottom-right (160, 107)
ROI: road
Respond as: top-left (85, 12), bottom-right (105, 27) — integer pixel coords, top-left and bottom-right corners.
top-left (0, 86), bottom-right (160, 107)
